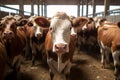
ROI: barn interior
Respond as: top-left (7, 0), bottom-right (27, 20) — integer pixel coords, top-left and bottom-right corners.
top-left (0, 0), bottom-right (120, 22)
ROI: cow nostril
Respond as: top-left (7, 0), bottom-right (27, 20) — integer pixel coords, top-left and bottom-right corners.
top-left (63, 45), bottom-right (67, 49)
top-left (9, 32), bottom-right (13, 35)
top-left (37, 34), bottom-right (42, 38)
top-left (4, 32), bottom-right (7, 35)
top-left (55, 44), bottom-right (67, 50)
top-left (4, 32), bottom-right (13, 36)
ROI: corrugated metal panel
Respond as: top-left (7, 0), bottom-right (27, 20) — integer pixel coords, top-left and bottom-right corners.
top-left (106, 15), bottom-right (120, 22)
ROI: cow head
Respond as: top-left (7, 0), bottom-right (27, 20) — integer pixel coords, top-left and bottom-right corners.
top-left (82, 18), bottom-right (95, 31)
top-left (17, 19), bottom-right (28, 26)
top-left (32, 16), bottom-right (50, 39)
top-left (49, 12), bottom-right (88, 54)
top-left (0, 16), bottom-right (16, 42)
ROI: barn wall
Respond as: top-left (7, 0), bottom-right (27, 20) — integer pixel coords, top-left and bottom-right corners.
top-left (0, 11), bottom-right (30, 20)
top-left (106, 15), bottom-right (120, 22)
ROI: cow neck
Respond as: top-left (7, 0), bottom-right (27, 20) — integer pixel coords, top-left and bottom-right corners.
top-left (48, 50), bottom-right (69, 63)
top-left (32, 32), bottom-right (46, 44)
top-left (4, 33), bottom-right (17, 58)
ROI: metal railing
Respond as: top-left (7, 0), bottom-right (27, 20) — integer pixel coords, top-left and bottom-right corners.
top-left (87, 8), bottom-right (120, 17)
top-left (0, 4), bottom-right (38, 16)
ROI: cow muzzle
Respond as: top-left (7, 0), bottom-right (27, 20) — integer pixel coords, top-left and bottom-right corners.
top-left (3, 31), bottom-right (14, 40)
top-left (36, 33), bottom-right (42, 39)
top-left (54, 43), bottom-right (67, 53)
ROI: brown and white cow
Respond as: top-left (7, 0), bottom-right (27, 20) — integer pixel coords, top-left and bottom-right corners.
top-left (23, 16), bottom-right (50, 66)
top-left (81, 17), bottom-right (99, 51)
top-left (98, 19), bottom-right (120, 80)
top-left (0, 15), bottom-right (26, 72)
top-left (45, 12), bottom-right (88, 80)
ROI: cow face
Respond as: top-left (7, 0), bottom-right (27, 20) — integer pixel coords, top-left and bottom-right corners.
top-left (82, 18), bottom-right (95, 31)
top-left (49, 12), bottom-right (72, 53)
top-left (0, 17), bottom-right (16, 42)
top-left (32, 17), bottom-right (50, 39)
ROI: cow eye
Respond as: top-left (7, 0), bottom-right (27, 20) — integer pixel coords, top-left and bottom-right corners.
top-left (28, 22), bottom-right (33, 27)
top-left (49, 27), bottom-right (53, 31)
top-left (0, 23), bottom-right (5, 30)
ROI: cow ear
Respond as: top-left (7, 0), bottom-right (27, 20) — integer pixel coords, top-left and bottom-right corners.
top-left (72, 17), bottom-right (89, 28)
top-left (27, 22), bottom-right (33, 27)
top-left (17, 19), bottom-right (28, 26)
top-left (99, 18), bottom-right (106, 26)
top-left (0, 22), bottom-right (5, 30)
top-left (34, 17), bottom-right (50, 28)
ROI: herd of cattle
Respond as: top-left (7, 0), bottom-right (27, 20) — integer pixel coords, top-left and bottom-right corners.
top-left (0, 12), bottom-right (120, 80)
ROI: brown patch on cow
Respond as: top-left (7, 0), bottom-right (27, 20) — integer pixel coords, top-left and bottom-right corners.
top-left (98, 24), bottom-right (120, 51)
top-left (99, 18), bottom-right (106, 26)
top-left (34, 17), bottom-right (50, 27)
top-left (72, 17), bottom-right (89, 27)
top-left (117, 22), bottom-right (120, 28)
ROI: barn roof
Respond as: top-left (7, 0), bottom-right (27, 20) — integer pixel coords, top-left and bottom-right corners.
top-left (0, 0), bottom-right (120, 5)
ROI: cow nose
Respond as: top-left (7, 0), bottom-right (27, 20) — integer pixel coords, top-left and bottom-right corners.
top-left (4, 31), bottom-right (13, 36)
top-left (36, 33), bottom-right (42, 38)
top-left (55, 43), bottom-right (67, 52)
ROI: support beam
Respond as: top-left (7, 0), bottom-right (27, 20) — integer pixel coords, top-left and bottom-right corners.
top-left (86, 0), bottom-right (88, 17)
top-left (77, 0), bottom-right (80, 17)
top-left (37, 4), bottom-right (40, 16)
top-left (19, 0), bottom-right (24, 16)
top-left (92, 0), bottom-right (96, 17)
top-left (41, 1), bottom-right (43, 16)
top-left (104, 0), bottom-right (110, 17)
top-left (81, 0), bottom-right (84, 16)
top-left (31, 0), bottom-right (34, 15)
top-left (44, 2), bottom-right (47, 17)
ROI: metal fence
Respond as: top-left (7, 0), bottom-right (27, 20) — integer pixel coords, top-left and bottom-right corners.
top-left (0, 4), bottom-right (38, 16)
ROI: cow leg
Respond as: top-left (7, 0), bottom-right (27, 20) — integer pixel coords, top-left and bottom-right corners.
top-left (25, 39), bottom-right (32, 60)
top-left (104, 50), bottom-right (111, 68)
top-left (112, 51), bottom-right (120, 80)
top-left (47, 58), bottom-right (58, 80)
top-left (100, 48), bottom-right (106, 68)
top-left (12, 54), bottom-right (23, 72)
top-left (63, 60), bottom-right (72, 80)
top-left (31, 45), bottom-right (37, 66)
top-left (49, 69), bottom-right (54, 80)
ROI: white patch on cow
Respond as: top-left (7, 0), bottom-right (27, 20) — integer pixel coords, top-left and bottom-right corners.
top-left (50, 17), bottom-right (72, 53)
top-left (100, 41), bottom-right (111, 65)
top-left (82, 24), bottom-right (87, 30)
top-left (95, 18), bottom-right (101, 28)
top-left (112, 50), bottom-right (120, 66)
top-left (29, 16), bottom-right (36, 22)
top-left (70, 27), bottom-right (77, 36)
top-left (33, 22), bottom-right (42, 37)
top-left (47, 57), bottom-right (71, 74)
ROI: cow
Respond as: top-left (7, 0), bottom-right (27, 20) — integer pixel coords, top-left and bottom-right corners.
top-left (45, 12), bottom-right (89, 80)
top-left (81, 17), bottom-right (99, 51)
top-left (98, 19), bottom-right (120, 80)
top-left (22, 16), bottom-right (50, 66)
top-left (0, 15), bottom-right (26, 72)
